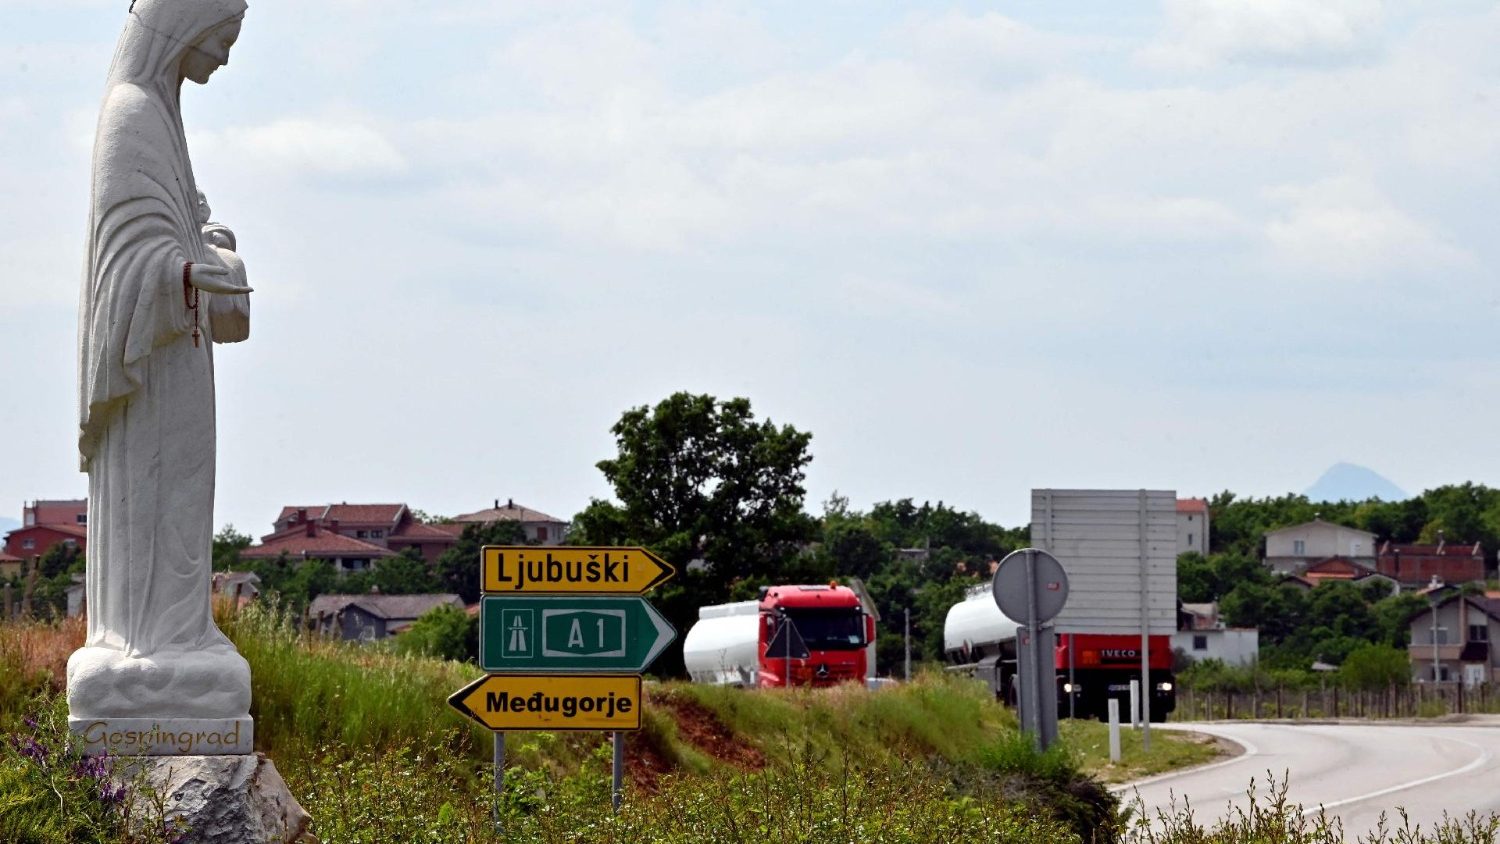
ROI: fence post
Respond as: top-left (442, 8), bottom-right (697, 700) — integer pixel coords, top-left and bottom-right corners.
top-left (1276, 686), bottom-right (1283, 720)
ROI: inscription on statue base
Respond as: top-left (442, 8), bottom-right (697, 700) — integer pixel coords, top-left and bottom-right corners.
top-left (70, 717), bottom-right (254, 756)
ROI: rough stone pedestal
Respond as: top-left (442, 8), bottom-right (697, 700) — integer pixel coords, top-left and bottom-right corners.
top-left (117, 753), bottom-right (314, 844)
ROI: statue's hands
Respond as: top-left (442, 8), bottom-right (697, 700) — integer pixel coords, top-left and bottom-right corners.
top-left (189, 262), bottom-right (252, 295)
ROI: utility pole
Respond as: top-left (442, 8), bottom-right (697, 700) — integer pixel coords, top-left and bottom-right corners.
top-left (904, 607), bottom-right (911, 682)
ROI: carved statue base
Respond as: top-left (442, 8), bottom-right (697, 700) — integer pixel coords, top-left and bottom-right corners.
top-left (68, 645), bottom-right (253, 756)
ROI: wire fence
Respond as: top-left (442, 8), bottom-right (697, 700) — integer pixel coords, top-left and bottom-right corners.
top-left (1173, 681), bottom-right (1500, 721)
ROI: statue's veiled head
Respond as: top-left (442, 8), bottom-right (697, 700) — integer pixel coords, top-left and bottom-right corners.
top-left (109, 0), bottom-right (248, 89)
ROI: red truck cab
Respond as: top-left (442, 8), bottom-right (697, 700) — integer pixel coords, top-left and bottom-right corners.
top-left (756, 584), bottom-right (875, 687)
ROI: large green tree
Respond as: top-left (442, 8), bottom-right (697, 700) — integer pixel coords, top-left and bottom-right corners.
top-left (572, 393), bottom-right (817, 675)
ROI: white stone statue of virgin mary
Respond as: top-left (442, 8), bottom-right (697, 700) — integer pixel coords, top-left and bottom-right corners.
top-left (70, 0), bottom-right (256, 756)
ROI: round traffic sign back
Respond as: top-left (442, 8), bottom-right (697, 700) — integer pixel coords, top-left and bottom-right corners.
top-left (992, 548), bottom-right (1069, 623)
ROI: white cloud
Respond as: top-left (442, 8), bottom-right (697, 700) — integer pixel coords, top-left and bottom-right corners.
top-left (1141, 0), bottom-right (1386, 70)
top-left (1264, 177), bottom-right (1467, 278)
top-left (194, 119), bottom-right (407, 180)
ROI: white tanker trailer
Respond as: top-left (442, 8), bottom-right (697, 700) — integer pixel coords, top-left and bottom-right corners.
top-left (942, 582), bottom-right (1022, 700)
top-left (682, 600), bottom-right (762, 685)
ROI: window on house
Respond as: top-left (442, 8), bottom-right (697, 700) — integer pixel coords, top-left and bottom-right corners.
top-left (536, 526), bottom-right (549, 542)
top-left (1293, 540), bottom-right (1306, 555)
top-left (1192, 635), bottom-right (1208, 651)
top-left (356, 530), bottom-right (369, 539)
top-left (1187, 533), bottom-right (1194, 547)
top-left (371, 530), bottom-right (384, 538)
top-left (76, 514), bottom-right (86, 524)
top-left (22, 539), bottom-right (34, 550)
top-left (1436, 627), bottom-right (1450, 645)
top-left (1470, 624), bottom-right (1489, 643)
top-left (63, 539), bottom-right (77, 547)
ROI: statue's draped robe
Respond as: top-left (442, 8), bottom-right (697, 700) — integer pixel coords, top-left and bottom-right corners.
top-left (73, 0), bottom-right (249, 717)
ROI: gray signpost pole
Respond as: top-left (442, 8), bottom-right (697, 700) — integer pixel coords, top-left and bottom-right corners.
top-left (612, 732), bottom-right (624, 812)
top-left (1024, 552), bottom-right (1042, 745)
top-left (994, 548), bottom-right (1068, 752)
top-left (493, 732), bottom-right (505, 833)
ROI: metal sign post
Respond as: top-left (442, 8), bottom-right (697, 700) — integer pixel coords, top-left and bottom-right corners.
top-left (993, 549), bottom-right (1070, 750)
top-left (493, 732), bottom-right (505, 833)
top-left (612, 732), bottom-right (624, 813)
top-left (453, 545), bottom-right (678, 818)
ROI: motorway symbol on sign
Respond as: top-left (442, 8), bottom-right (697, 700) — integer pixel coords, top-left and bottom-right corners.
top-left (448, 674), bottom-right (643, 732)
top-left (482, 546), bottom-right (676, 595)
top-left (480, 596), bottom-right (677, 673)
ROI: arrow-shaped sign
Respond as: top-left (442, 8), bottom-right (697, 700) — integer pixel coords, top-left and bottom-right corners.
top-left (479, 596), bottom-right (677, 673)
top-left (448, 674), bottom-right (642, 732)
top-left (481, 546), bottom-right (676, 595)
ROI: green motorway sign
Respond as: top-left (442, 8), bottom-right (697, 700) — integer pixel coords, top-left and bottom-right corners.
top-left (480, 596), bottom-right (677, 673)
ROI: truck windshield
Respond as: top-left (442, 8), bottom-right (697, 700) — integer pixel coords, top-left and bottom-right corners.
top-left (784, 609), bottom-right (866, 650)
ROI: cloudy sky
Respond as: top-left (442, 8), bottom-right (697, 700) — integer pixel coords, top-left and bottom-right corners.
top-left (2, 0), bottom-right (1497, 534)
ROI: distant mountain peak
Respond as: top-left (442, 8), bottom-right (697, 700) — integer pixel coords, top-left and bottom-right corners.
top-left (1305, 463), bottom-right (1407, 503)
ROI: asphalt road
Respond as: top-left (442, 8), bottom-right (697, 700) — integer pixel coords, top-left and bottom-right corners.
top-left (1116, 721), bottom-right (1500, 837)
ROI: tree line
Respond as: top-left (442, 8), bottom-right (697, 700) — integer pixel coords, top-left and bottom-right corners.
top-left (41, 389), bottom-right (1494, 678)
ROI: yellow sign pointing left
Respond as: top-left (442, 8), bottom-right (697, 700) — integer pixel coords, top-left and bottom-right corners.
top-left (448, 674), bottom-right (643, 732)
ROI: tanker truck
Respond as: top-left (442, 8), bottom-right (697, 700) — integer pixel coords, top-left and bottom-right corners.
top-left (943, 583), bottom-right (1175, 721)
top-left (683, 584), bottom-right (876, 687)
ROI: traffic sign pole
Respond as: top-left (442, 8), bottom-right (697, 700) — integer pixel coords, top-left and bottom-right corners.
top-left (457, 544), bottom-right (678, 818)
top-left (493, 732), bottom-right (505, 834)
top-left (611, 732), bottom-right (624, 813)
top-left (994, 549), bottom-right (1069, 751)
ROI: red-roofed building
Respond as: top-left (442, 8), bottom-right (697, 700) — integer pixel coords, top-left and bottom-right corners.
top-left (1378, 539), bottom-right (1485, 588)
top-left (453, 498), bottom-right (569, 545)
top-left (3, 523), bottom-right (87, 562)
top-left (242, 520), bottom-right (395, 574)
top-left (24, 499), bottom-right (87, 529)
top-left (262, 503), bottom-right (461, 563)
top-left (1176, 498), bottom-right (1210, 556)
top-left (4, 499), bottom-right (89, 564)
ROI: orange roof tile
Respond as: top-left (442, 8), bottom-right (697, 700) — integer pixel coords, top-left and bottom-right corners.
top-left (242, 529), bottom-right (395, 559)
top-left (1176, 498), bottom-right (1209, 514)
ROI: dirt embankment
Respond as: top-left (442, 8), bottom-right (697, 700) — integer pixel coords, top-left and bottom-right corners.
top-left (624, 690), bottom-right (766, 792)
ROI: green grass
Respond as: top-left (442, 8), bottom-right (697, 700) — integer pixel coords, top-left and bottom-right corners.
top-left (1065, 720), bottom-right (1223, 784)
top-left (0, 611), bottom-right (1212, 842)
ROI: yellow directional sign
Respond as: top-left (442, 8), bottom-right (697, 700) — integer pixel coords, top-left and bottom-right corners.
top-left (481, 546), bottom-right (675, 595)
top-left (448, 674), bottom-right (643, 732)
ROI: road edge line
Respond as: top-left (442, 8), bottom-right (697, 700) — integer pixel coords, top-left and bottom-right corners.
top-left (1108, 726), bottom-right (1259, 794)
top-left (1297, 734), bottom-right (1493, 817)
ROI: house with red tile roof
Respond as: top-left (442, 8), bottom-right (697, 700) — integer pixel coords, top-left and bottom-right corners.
top-left (453, 498), bottom-right (569, 545)
top-left (23, 499), bottom-right (87, 529)
top-left (1378, 538), bottom-right (1485, 588)
top-left (263, 503), bottom-right (462, 564)
top-left (1176, 498), bottom-right (1210, 556)
top-left (4, 499), bottom-right (89, 563)
top-left (1298, 556), bottom-right (1401, 594)
top-left (3, 523), bottom-right (87, 562)
top-left (242, 519), bottom-right (395, 575)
